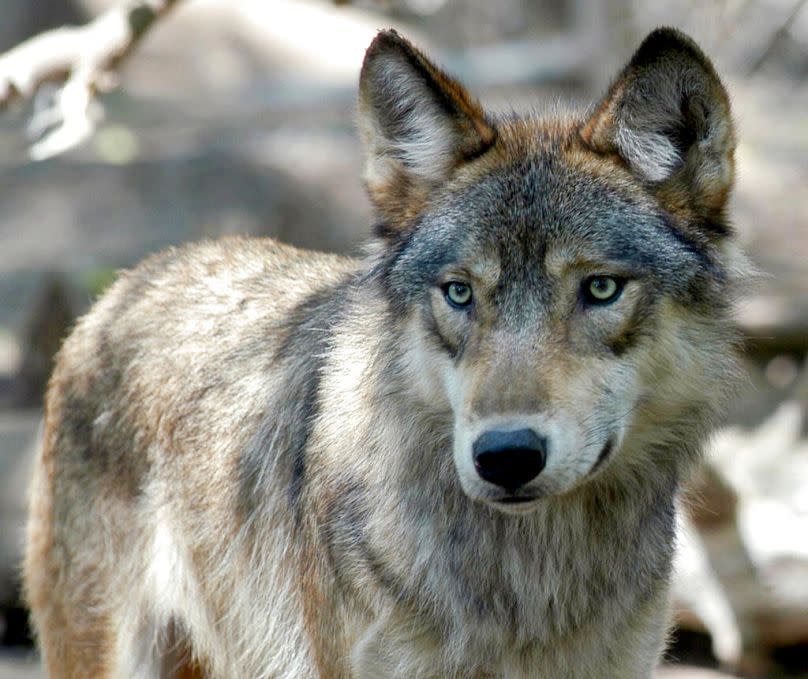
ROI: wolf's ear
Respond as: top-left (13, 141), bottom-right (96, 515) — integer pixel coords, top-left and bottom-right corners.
top-left (358, 30), bottom-right (496, 229)
top-left (581, 28), bottom-right (735, 226)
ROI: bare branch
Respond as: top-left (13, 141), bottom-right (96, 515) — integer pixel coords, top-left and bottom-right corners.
top-left (747, 0), bottom-right (808, 75)
top-left (0, 0), bottom-right (181, 160)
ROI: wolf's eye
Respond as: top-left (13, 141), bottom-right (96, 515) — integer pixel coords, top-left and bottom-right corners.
top-left (444, 282), bottom-right (473, 308)
top-left (582, 276), bottom-right (623, 305)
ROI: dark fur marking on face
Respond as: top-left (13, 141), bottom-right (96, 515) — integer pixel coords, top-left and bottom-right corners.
top-left (606, 332), bottom-right (639, 357)
top-left (452, 331), bottom-right (470, 364)
top-left (238, 278), bottom-right (354, 520)
top-left (655, 212), bottom-right (731, 310)
top-left (606, 292), bottom-right (659, 357)
top-left (657, 213), bottom-right (721, 277)
top-left (591, 437), bottom-right (615, 474)
top-left (423, 308), bottom-right (458, 358)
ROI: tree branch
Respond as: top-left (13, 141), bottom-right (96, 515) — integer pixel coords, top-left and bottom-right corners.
top-left (747, 0), bottom-right (808, 75)
top-left (0, 0), bottom-right (182, 160)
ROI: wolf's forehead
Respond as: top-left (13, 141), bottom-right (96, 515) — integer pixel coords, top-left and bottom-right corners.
top-left (427, 147), bottom-right (715, 297)
top-left (391, 142), bottom-right (717, 304)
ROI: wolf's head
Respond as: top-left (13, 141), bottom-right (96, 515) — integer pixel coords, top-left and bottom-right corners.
top-left (358, 29), bottom-right (742, 513)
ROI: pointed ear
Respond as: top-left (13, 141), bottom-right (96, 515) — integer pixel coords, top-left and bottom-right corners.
top-left (358, 30), bottom-right (496, 230)
top-left (580, 28), bottom-right (735, 228)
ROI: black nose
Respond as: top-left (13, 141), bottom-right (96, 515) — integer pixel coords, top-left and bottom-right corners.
top-left (472, 428), bottom-right (547, 491)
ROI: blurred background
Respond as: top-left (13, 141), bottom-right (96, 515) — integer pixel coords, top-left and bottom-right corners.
top-left (0, 1), bottom-right (806, 677)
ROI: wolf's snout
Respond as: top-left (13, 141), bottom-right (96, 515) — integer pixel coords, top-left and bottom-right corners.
top-left (472, 428), bottom-right (547, 491)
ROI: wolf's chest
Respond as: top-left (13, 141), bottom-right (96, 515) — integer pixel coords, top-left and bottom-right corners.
top-left (348, 525), bottom-right (672, 679)
top-left (335, 487), bottom-right (675, 649)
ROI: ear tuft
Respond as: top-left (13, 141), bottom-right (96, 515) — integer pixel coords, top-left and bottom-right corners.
top-left (581, 28), bottom-right (735, 223)
top-left (358, 30), bottom-right (496, 229)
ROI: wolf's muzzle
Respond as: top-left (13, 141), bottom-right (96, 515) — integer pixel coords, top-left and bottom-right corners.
top-left (472, 428), bottom-right (547, 492)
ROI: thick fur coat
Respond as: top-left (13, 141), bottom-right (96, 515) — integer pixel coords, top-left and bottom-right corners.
top-left (25, 28), bottom-right (743, 678)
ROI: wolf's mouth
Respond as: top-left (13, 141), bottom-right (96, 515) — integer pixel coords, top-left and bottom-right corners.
top-left (488, 494), bottom-right (543, 514)
top-left (497, 496), bottom-right (537, 504)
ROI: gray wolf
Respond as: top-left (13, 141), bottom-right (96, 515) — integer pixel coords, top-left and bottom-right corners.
top-left (24, 27), bottom-right (743, 678)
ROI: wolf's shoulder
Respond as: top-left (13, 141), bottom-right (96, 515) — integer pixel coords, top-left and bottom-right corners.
top-left (97, 235), bottom-right (356, 315)
top-left (122, 235), bottom-right (357, 293)
top-left (59, 237), bottom-right (359, 376)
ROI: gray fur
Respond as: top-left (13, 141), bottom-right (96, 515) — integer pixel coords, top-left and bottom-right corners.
top-left (24, 28), bottom-right (743, 679)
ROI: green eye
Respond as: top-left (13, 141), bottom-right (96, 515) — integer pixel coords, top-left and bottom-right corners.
top-left (583, 276), bottom-right (623, 304)
top-left (444, 282), bottom-right (473, 308)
